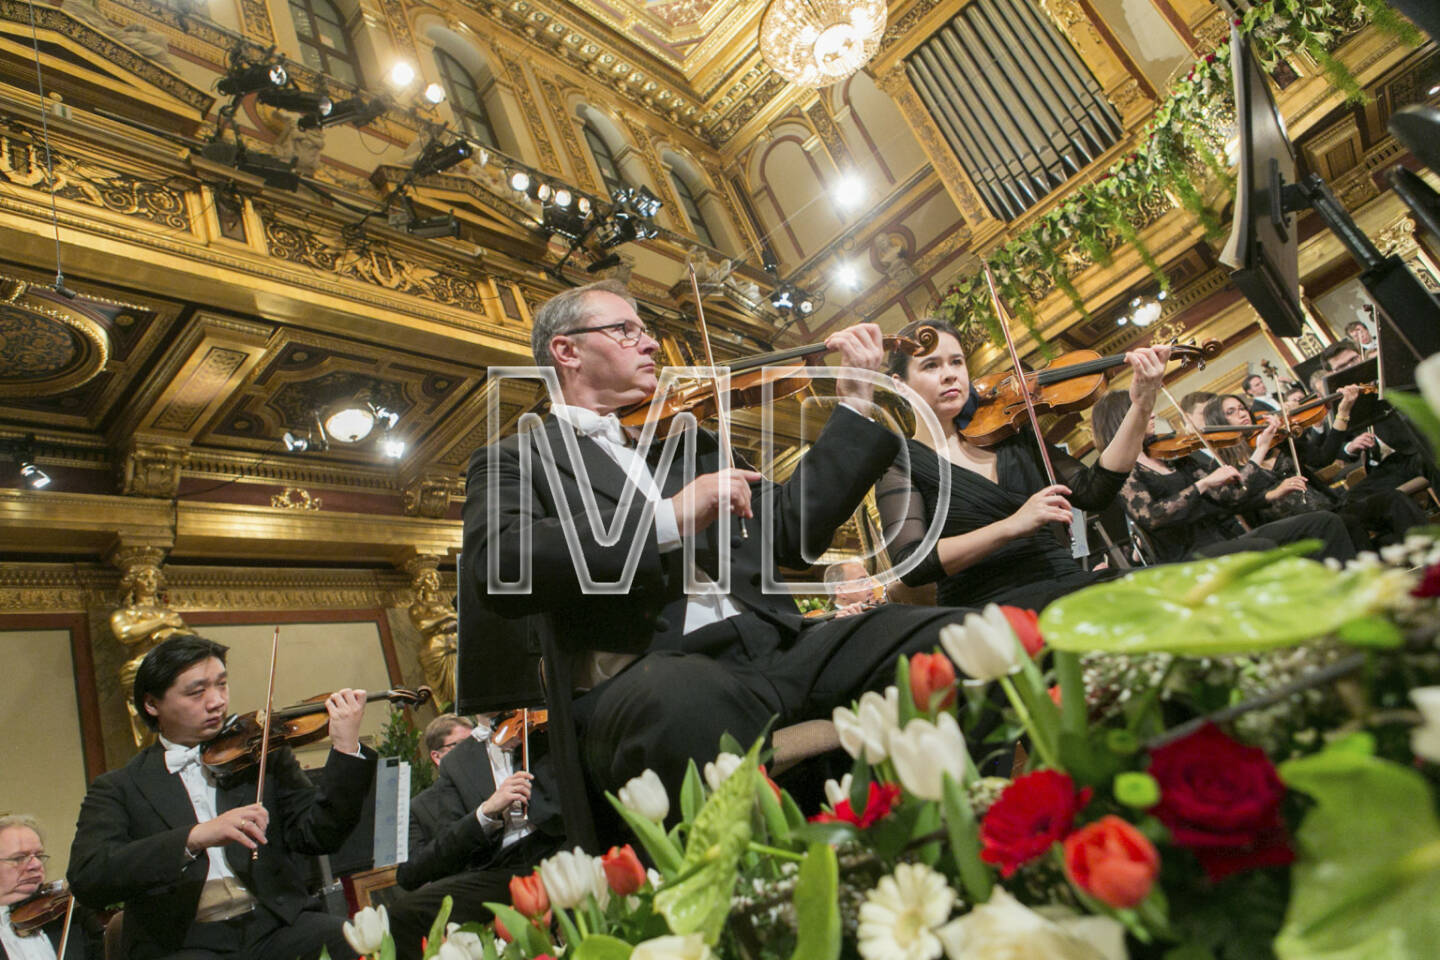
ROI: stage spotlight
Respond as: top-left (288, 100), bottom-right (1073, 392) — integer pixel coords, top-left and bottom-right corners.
top-left (258, 88), bottom-right (332, 121)
top-left (282, 431), bottom-right (309, 453)
top-left (576, 195), bottom-right (592, 215)
top-left (407, 213), bottom-right (460, 238)
top-left (218, 62), bottom-right (287, 96)
top-left (798, 297), bottom-right (815, 314)
top-left (389, 62), bottom-right (416, 89)
top-left (423, 83), bottom-right (446, 104)
top-left (834, 262), bottom-right (859, 290)
top-left (770, 288), bottom-right (793, 311)
top-left (552, 188), bottom-right (573, 208)
top-left (586, 253), bottom-right (622, 273)
top-left (413, 139), bottom-right (472, 177)
top-left (237, 153), bottom-right (300, 190)
top-left (508, 169), bottom-right (531, 192)
top-left (380, 437), bottom-right (406, 459)
top-left (19, 463), bottom-right (50, 489)
top-left (301, 95), bottom-right (387, 129)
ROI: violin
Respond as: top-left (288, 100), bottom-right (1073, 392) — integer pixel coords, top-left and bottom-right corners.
top-left (9, 881), bottom-right (70, 937)
top-left (1271, 383), bottom-right (1378, 436)
top-left (962, 340), bottom-right (1223, 446)
top-left (201, 686), bottom-right (432, 781)
top-left (617, 327), bottom-right (940, 433)
top-left (492, 708), bottom-right (548, 751)
top-left (1144, 424), bottom-right (1268, 460)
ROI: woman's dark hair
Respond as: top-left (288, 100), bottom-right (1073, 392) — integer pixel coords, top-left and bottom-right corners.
top-left (1090, 390), bottom-right (1132, 451)
top-left (133, 634), bottom-right (228, 729)
top-left (1202, 394), bottom-right (1253, 468)
top-left (885, 318), bottom-right (966, 380)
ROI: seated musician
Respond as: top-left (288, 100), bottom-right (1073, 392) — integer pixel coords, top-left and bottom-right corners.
top-left (67, 635), bottom-right (375, 960)
top-left (875, 319), bottom-right (1170, 611)
top-left (1204, 393), bottom-right (1423, 548)
top-left (1321, 339), bottom-right (1440, 494)
top-left (1094, 391), bottom-right (1357, 564)
top-left (820, 560), bottom-right (886, 617)
top-left (388, 713), bottom-right (559, 960)
top-left (1282, 382), bottom-right (1374, 471)
top-left (1, 815), bottom-right (100, 960)
top-left (462, 279), bottom-right (989, 797)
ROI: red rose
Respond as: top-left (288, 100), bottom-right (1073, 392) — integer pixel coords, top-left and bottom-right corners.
top-left (1064, 815), bottom-right (1159, 908)
top-left (1147, 724), bottom-right (1293, 882)
top-left (810, 781), bottom-right (901, 829)
top-left (999, 606), bottom-right (1044, 657)
top-left (509, 871), bottom-right (549, 917)
top-left (1412, 563), bottom-right (1440, 598)
top-left (910, 651), bottom-right (957, 712)
top-left (601, 844), bottom-right (647, 896)
top-left (980, 770), bottom-right (1092, 876)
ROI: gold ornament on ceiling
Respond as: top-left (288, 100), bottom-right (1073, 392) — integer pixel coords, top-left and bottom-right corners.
top-left (759, 0), bottom-right (887, 88)
top-left (0, 278), bottom-right (111, 397)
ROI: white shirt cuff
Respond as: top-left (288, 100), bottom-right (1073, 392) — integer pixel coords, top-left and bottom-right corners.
top-left (655, 498), bottom-right (682, 552)
top-left (476, 808), bottom-right (503, 833)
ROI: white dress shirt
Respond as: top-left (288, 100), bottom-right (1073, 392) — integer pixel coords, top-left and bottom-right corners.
top-left (0, 904), bottom-right (57, 960)
top-left (470, 721), bottom-right (537, 849)
top-left (159, 736), bottom-right (241, 886)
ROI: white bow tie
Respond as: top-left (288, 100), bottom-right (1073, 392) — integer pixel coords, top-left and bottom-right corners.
top-left (164, 743), bottom-right (202, 775)
top-left (573, 411), bottom-right (628, 447)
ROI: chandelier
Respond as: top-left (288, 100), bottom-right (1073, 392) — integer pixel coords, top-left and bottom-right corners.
top-left (759, 0), bottom-right (888, 89)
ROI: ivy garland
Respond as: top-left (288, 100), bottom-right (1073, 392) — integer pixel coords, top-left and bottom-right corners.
top-left (928, 0), bottom-right (1423, 350)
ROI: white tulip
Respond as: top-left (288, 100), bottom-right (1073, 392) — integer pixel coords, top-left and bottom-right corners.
top-left (936, 889), bottom-right (1125, 960)
top-left (342, 904), bottom-right (389, 957)
top-left (437, 928), bottom-right (486, 960)
top-left (618, 768), bottom-right (670, 822)
top-left (590, 851), bottom-right (611, 910)
top-left (1411, 686), bottom-right (1440, 763)
top-left (631, 933), bottom-right (714, 960)
top-left (833, 686), bottom-right (901, 764)
top-left (887, 713), bottom-right (969, 802)
top-left (824, 773), bottom-right (854, 810)
top-left (703, 752), bottom-right (744, 792)
top-left (1416, 352), bottom-right (1440, 421)
top-left (539, 846), bottom-right (599, 910)
top-left (939, 605), bottom-right (1024, 681)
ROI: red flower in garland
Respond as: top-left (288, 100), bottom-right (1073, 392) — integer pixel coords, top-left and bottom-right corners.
top-left (1063, 815), bottom-right (1160, 908)
top-left (1147, 724), bottom-right (1294, 882)
top-left (810, 782), bottom-right (901, 829)
top-left (1412, 563), bottom-right (1440, 598)
top-left (980, 770), bottom-right (1092, 876)
top-left (999, 606), bottom-right (1045, 657)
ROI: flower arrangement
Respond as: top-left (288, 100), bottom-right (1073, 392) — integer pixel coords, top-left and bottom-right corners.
top-left (929, 0), bottom-right (1422, 349)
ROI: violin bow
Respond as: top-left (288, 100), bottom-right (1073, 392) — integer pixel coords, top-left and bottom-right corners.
top-left (981, 265), bottom-right (1059, 487)
top-left (1159, 385), bottom-right (1225, 462)
top-left (251, 625), bottom-right (280, 860)
top-left (55, 892), bottom-right (75, 960)
top-left (1260, 361), bottom-right (1304, 480)
top-left (688, 262), bottom-right (748, 539)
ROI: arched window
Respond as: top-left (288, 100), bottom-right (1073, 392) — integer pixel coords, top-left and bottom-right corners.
top-left (288, 0), bottom-right (361, 86)
top-left (668, 169), bottom-right (715, 247)
top-left (435, 48), bottom-right (498, 149)
top-left (583, 121), bottom-right (626, 199)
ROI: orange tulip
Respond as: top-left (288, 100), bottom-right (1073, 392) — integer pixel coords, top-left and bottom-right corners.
top-left (601, 844), bottom-right (647, 897)
top-left (910, 651), bottom-right (958, 712)
top-left (509, 871), bottom-right (549, 918)
top-left (1063, 815), bottom-right (1159, 909)
top-left (1000, 606), bottom-right (1044, 657)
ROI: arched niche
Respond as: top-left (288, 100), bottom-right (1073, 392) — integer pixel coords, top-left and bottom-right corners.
top-left (574, 102), bottom-right (650, 202)
top-left (833, 71), bottom-right (927, 190)
top-left (749, 121), bottom-right (841, 264)
top-left (415, 21), bottom-right (532, 161)
top-left (660, 147), bottom-right (738, 255)
top-left (272, 0), bottom-right (378, 91)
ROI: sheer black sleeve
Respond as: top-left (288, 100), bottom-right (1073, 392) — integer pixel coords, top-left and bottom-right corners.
top-left (876, 462), bottom-right (948, 587)
top-left (1119, 471), bottom-right (1206, 531)
top-left (1053, 445), bottom-right (1129, 512)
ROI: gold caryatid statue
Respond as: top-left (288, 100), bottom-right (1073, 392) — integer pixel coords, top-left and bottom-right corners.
top-left (110, 553), bottom-right (195, 746)
top-left (408, 565), bottom-right (458, 709)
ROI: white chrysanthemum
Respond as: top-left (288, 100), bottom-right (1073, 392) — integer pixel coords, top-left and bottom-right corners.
top-left (936, 889), bottom-right (1124, 960)
top-left (857, 862), bottom-right (955, 960)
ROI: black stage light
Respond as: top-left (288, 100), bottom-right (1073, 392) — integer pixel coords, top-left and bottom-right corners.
top-left (219, 62), bottom-right (287, 96)
top-left (237, 153), bottom-right (301, 190)
top-left (258, 88), bottom-right (333, 123)
top-left (301, 96), bottom-right (387, 130)
top-left (413, 139), bottom-right (472, 177)
top-left (586, 253), bottom-right (622, 273)
top-left (407, 213), bottom-right (461, 238)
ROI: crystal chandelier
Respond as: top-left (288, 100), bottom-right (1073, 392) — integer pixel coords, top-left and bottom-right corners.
top-left (759, 0), bottom-right (888, 89)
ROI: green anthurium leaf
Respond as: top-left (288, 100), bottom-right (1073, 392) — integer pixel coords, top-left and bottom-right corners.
top-left (485, 904), bottom-right (542, 958)
top-left (1273, 737), bottom-right (1440, 959)
top-left (1040, 547), bottom-right (1409, 655)
top-left (680, 760), bottom-right (705, 821)
top-left (718, 731), bottom-right (745, 756)
top-left (790, 843), bottom-right (841, 960)
top-left (380, 935), bottom-right (396, 960)
top-left (654, 741), bottom-right (760, 944)
top-left (574, 935), bottom-right (635, 960)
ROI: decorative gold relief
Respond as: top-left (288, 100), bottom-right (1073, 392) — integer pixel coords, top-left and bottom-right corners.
top-left (0, 278), bottom-right (111, 398)
top-left (236, 0), bottom-right (276, 43)
top-left (804, 100), bottom-right (853, 168)
top-left (149, 346), bottom-right (251, 433)
top-left (403, 555), bottom-right (458, 708)
top-left (108, 545), bottom-right (194, 747)
top-left (497, 55), bottom-right (562, 173)
top-left (271, 487), bottom-right (323, 510)
top-left (119, 441), bottom-right (190, 498)
top-left (402, 475), bottom-right (461, 519)
top-left (0, 134), bottom-right (191, 231)
top-left (1373, 217), bottom-right (1416, 259)
top-left (873, 64), bottom-right (983, 222)
top-left (535, 77), bottom-right (600, 193)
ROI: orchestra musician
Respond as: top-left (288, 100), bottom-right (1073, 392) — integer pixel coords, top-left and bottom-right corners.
top-left (1320, 340), bottom-right (1440, 496)
top-left (67, 635), bottom-right (376, 960)
top-left (875, 319), bottom-right (1169, 611)
top-left (1092, 391), bottom-right (1357, 564)
top-left (820, 560), bottom-right (886, 617)
top-left (0, 816), bottom-right (99, 960)
top-left (462, 279), bottom-right (986, 797)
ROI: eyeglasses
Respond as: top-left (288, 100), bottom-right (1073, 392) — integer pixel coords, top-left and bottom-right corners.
top-left (0, 853), bottom-right (49, 866)
top-left (561, 320), bottom-right (652, 348)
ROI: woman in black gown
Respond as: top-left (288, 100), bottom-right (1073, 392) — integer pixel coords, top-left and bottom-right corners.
top-left (876, 320), bottom-right (1169, 611)
top-left (1092, 391), bottom-right (1358, 563)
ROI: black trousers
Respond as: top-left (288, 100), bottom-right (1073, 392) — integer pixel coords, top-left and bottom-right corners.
top-left (387, 833), bottom-right (556, 960)
top-left (574, 604), bottom-right (975, 797)
top-left (1193, 510), bottom-right (1358, 562)
top-left (167, 906), bottom-right (355, 960)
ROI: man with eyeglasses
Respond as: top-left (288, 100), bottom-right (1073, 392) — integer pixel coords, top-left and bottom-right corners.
top-left (1, 815), bottom-right (99, 959)
top-left (388, 714), bottom-right (558, 960)
top-left (462, 278), bottom-right (985, 810)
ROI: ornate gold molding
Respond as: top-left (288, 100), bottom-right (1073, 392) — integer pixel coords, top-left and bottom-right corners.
top-left (496, 54), bottom-right (563, 175)
top-left (872, 63), bottom-right (986, 226)
top-left (534, 77), bottom-right (601, 193)
top-left (119, 441), bottom-right (190, 498)
top-left (402, 475), bottom-right (462, 519)
top-left (270, 487), bottom-right (323, 510)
